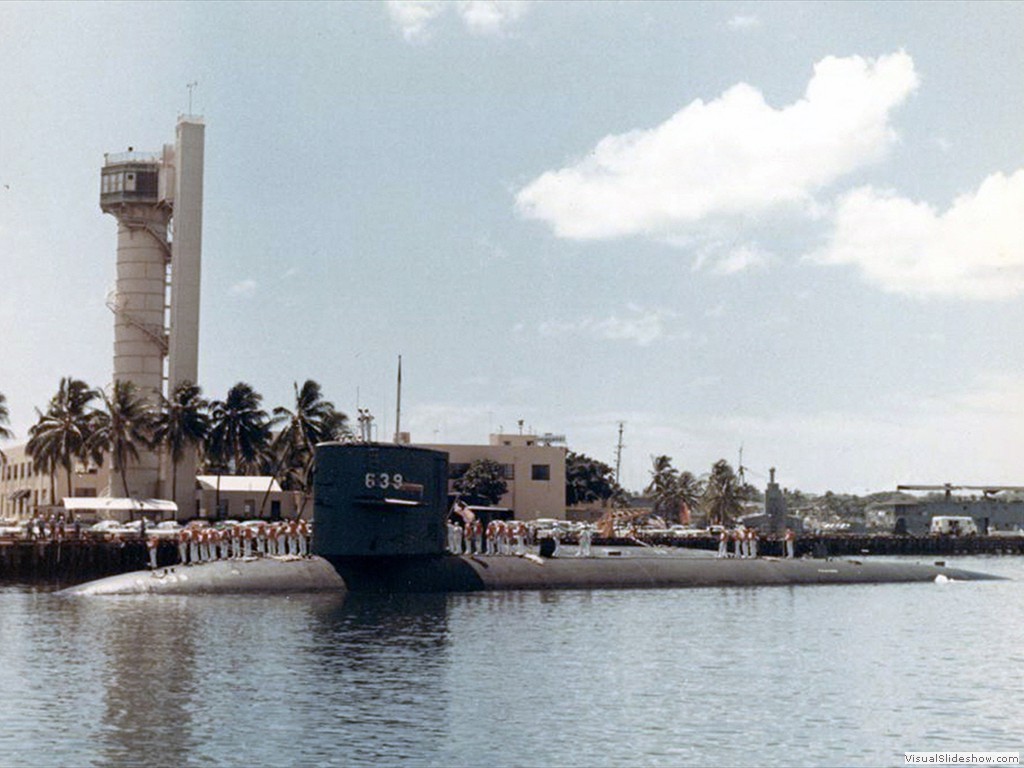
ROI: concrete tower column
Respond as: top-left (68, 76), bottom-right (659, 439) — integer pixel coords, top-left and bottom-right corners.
top-left (166, 117), bottom-right (205, 513)
top-left (101, 163), bottom-right (172, 498)
top-left (102, 119), bottom-right (205, 513)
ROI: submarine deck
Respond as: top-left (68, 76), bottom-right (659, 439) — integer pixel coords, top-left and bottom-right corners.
top-left (328, 546), bottom-right (998, 593)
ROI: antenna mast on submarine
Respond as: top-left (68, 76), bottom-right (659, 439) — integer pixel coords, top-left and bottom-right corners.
top-left (394, 355), bottom-right (402, 443)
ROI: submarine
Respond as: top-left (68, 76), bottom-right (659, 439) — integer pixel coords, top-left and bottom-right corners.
top-left (311, 443), bottom-right (996, 592)
top-left (63, 442), bottom-right (998, 596)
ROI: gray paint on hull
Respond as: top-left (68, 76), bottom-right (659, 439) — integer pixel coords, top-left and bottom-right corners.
top-left (60, 556), bottom-right (345, 596)
top-left (62, 550), bottom-right (999, 596)
top-left (463, 553), bottom-right (995, 590)
top-left (326, 549), bottom-right (1000, 593)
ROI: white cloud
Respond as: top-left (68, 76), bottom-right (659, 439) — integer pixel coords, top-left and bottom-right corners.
top-left (386, 0), bottom-right (528, 41)
top-left (516, 51), bottom-right (918, 241)
top-left (812, 169), bottom-right (1024, 299)
top-left (385, 0), bottom-right (445, 42)
top-left (458, 0), bottom-right (529, 36)
top-left (727, 14), bottom-right (760, 30)
top-left (228, 278), bottom-right (257, 297)
top-left (538, 306), bottom-right (678, 347)
top-left (694, 243), bottom-right (772, 275)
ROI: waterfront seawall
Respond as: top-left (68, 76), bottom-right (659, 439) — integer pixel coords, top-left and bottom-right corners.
top-left (0, 537), bottom-right (177, 586)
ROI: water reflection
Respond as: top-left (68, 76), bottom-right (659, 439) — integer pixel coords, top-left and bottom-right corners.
top-left (0, 558), bottom-right (1020, 767)
top-left (301, 593), bottom-right (452, 765)
top-left (88, 598), bottom-right (201, 767)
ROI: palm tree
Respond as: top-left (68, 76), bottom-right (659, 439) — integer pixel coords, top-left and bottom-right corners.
top-left (206, 382), bottom-right (271, 514)
top-left (703, 459), bottom-right (743, 526)
top-left (676, 470), bottom-right (705, 525)
top-left (267, 380), bottom-right (348, 516)
top-left (152, 381), bottom-right (209, 504)
top-left (258, 429), bottom-right (304, 518)
top-left (645, 455), bottom-right (680, 522)
top-left (26, 377), bottom-right (99, 506)
top-left (0, 392), bottom-right (13, 464)
top-left (89, 380), bottom-right (156, 505)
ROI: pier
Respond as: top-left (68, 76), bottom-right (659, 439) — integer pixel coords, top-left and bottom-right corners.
top-left (0, 537), bottom-right (177, 586)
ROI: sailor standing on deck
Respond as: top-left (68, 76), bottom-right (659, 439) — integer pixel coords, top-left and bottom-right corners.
top-left (473, 520), bottom-right (483, 555)
top-left (147, 536), bottom-right (159, 569)
top-left (718, 529), bottom-right (728, 558)
top-left (785, 528), bottom-right (796, 559)
top-left (749, 528), bottom-right (759, 558)
top-left (177, 529), bottom-right (189, 565)
top-left (577, 525), bottom-right (592, 557)
top-left (733, 529), bottom-right (743, 558)
top-left (489, 521), bottom-right (500, 555)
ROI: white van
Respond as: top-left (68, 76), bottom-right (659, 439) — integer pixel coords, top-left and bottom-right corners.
top-left (930, 516), bottom-right (979, 536)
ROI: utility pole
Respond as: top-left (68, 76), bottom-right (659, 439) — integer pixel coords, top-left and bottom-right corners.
top-left (614, 422), bottom-right (625, 485)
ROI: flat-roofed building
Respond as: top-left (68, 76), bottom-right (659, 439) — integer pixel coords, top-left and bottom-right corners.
top-left (418, 433), bottom-right (567, 521)
top-left (196, 475), bottom-right (298, 521)
top-left (0, 443), bottom-right (105, 520)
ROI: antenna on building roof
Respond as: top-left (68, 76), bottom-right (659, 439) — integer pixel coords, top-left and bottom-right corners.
top-left (186, 81), bottom-right (198, 115)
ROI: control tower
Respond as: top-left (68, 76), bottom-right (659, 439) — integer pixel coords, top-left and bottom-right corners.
top-left (100, 116), bottom-right (205, 506)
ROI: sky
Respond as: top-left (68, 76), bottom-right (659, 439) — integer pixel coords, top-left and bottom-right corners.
top-left (1, 1), bottom-right (1022, 495)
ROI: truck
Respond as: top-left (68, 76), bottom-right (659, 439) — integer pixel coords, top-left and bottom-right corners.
top-left (930, 515), bottom-right (979, 536)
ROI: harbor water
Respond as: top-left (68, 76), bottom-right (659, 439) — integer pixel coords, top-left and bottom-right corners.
top-left (1, 556), bottom-right (1021, 767)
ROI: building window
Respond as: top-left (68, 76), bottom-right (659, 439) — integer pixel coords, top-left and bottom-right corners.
top-left (449, 463), bottom-right (471, 480)
top-left (531, 464), bottom-right (550, 481)
top-left (502, 464), bottom-right (515, 480)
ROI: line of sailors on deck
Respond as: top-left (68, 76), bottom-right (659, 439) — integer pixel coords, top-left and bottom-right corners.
top-left (147, 520), bottom-right (311, 569)
top-left (717, 527), bottom-right (796, 559)
top-left (446, 519), bottom-right (593, 558)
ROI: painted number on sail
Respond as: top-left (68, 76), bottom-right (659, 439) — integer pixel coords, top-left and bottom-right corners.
top-left (365, 472), bottom-right (404, 489)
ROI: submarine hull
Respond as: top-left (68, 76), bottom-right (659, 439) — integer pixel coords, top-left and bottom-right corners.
top-left (61, 556), bottom-right (345, 596)
top-left (61, 550), bottom-right (998, 596)
top-left (326, 548), bottom-right (998, 593)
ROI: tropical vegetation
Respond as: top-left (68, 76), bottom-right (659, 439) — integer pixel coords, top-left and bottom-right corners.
top-left (12, 376), bottom-right (352, 517)
top-left (152, 380), bottom-right (210, 497)
top-left (206, 382), bottom-right (271, 476)
top-left (265, 380), bottom-right (349, 515)
top-left (89, 380), bottom-right (154, 498)
top-left (0, 391), bottom-right (13, 463)
top-left (26, 377), bottom-right (100, 504)
top-left (703, 458), bottom-right (745, 526)
top-left (453, 458), bottom-right (508, 506)
top-left (565, 451), bottom-right (626, 506)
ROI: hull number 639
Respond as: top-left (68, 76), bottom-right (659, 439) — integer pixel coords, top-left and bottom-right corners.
top-left (365, 472), bottom-right (404, 489)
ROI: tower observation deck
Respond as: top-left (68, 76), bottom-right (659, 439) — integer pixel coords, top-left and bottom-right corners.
top-left (100, 117), bottom-right (205, 506)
